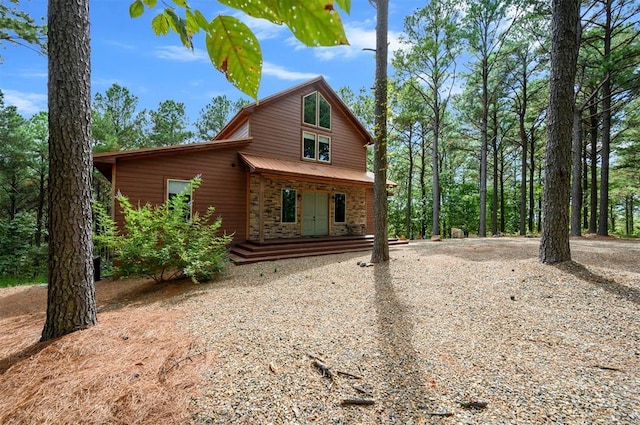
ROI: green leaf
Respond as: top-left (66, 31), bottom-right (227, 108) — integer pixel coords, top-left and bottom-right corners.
top-left (194, 10), bottom-right (210, 31)
top-left (206, 15), bottom-right (262, 100)
top-left (129, 0), bottom-right (145, 18)
top-left (279, 0), bottom-right (349, 47)
top-left (185, 10), bottom-right (204, 35)
top-left (171, 0), bottom-right (188, 7)
top-left (143, 0), bottom-right (158, 7)
top-left (151, 13), bottom-right (170, 36)
top-left (335, 0), bottom-right (351, 14)
top-left (218, 0), bottom-right (282, 24)
top-left (164, 8), bottom-right (193, 49)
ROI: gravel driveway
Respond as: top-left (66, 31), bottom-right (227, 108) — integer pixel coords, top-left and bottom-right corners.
top-left (181, 237), bottom-right (640, 424)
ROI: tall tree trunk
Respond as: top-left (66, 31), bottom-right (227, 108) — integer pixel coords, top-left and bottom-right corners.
top-left (35, 168), bottom-right (46, 247)
top-left (588, 101), bottom-right (598, 233)
top-left (499, 148), bottom-right (505, 233)
top-left (371, 0), bottom-right (389, 263)
top-left (597, 0), bottom-right (612, 236)
top-left (582, 135), bottom-right (588, 229)
top-left (479, 56), bottom-right (488, 237)
top-left (420, 125), bottom-right (428, 237)
top-left (405, 131), bottom-right (414, 238)
top-left (491, 106), bottom-right (498, 235)
top-left (539, 0), bottom-right (579, 264)
top-left (519, 114), bottom-right (527, 235)
top-left (528, 134), bottom-right (535, 232)
top-left (42, 0), bottom-right (97, 341)
top-left (432, 109), bottom-right (440, 238)
top-left (570, 106), bottom-right (583, 236)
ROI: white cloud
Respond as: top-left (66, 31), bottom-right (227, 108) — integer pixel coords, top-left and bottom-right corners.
top-left (262, 62), bottom-right (320, 81)
top-left (103, 40), bottom-right (136, 50)
top-left (154, 45), bottom-right (210, 62)
top-left (2, 89), bottom-right (47, 115)
top-left (240, 14), bottom-right (287, 40)
top-left (288, 21), bottom-right (404, 62)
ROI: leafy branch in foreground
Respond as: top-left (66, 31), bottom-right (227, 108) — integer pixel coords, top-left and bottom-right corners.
top-left (94, 176), bottom-right (232, 284)
top-left (129, 0), bottom-right (351, 99)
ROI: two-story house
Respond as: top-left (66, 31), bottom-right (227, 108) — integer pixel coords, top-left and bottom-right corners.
top-left (93, 77), bottom-right (398, 262)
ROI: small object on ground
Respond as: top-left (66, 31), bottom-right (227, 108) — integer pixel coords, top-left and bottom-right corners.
top-left (359, 261), bottom-right (374, 267)
top-left (312, 359), bottom-right (333, 379)
top-left (308, 352), bottom-right (326, 363)
top-left (337, 370), bottom-right (363, 380)
top-left (269, 362), bottom-right (278, 374)
top-left (593, 364), bottom-right (623, 372)
top-left (460, 400), bottom-right (488, 409)
top-left (351, 383), bottom-right (373, 396)
top-left (428, 410), bottom-right (454, 417)
top-left (510, 295), bottom-right (516, 301)
top-left (341, 398), bottom-right (374, 406)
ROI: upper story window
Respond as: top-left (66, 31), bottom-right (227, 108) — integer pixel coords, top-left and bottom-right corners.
top-left (303, 91), bottom-right (331, 130)
top-left (303, 132), bottom-right (331, 163)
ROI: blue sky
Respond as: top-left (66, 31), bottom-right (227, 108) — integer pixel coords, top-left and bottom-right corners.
top-left (1, 0), bottom-right (424, 125)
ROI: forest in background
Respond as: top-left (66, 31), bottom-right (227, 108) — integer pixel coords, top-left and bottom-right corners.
top-left (1, 0), bottom-right (639, 282)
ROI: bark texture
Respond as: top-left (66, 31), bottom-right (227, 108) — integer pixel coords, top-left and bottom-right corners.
top-left (539, 0), bottom-right (580, 264)
top-left (42, 0), bottom-right (97, 341)
top-left (371, 0), bottom-right (390, 263)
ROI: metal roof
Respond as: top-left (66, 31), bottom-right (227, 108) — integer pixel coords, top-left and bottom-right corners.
top-left (239, 153), bottom-right (396, 187)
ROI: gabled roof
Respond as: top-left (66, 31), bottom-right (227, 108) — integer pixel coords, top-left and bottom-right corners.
top-left (240, 153), bottom-right (396, 187)
top-left (216, 76), bottom-right (374, 144)
top-left (92, 138), bottom-right (252, 181)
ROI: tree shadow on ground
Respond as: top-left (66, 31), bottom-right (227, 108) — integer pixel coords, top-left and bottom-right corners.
top-left (374, 263), bottom-right (430, 421)
top-left (0, 334), bottom-right (56, 374)
top-left (555, 261), bottom-right (640, 306)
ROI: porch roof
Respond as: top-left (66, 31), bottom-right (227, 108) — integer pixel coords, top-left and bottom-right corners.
top-left (239, 153), bottom-right (396, 187)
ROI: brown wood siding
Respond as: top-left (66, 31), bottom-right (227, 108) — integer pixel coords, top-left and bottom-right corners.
top-left (112, 149), bottom-right (247, 243)
top-left (245, 84), bottom-right (368, 170)
top-left (365, 188), bottom-right (374, 235)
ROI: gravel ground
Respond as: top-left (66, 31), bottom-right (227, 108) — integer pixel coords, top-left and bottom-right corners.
top-left (180, 237), bottom-right (639, 424)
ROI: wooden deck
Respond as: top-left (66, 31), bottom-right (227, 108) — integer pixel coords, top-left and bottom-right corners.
top-left (229, 235), bottom-right (409, 264)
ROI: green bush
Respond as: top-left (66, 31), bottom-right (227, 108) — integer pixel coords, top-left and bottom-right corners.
top-left (94, 176), bottom-right (232, 283)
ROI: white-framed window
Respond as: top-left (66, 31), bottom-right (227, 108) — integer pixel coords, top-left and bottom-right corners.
top-left (318, 135), bottom-right (330, 162)
top-left (167, 179), bottom-right (192, 219)
top-left (303, 132), bottom-right (316, 160)
top-left (302, 131), bottom-right (331, 163)
top-left (281, 188), bottom-right (297, 223)
top-left (334, 193), bottom-right (346, 223)
top-left (303, 91), bottom-right (331, 130)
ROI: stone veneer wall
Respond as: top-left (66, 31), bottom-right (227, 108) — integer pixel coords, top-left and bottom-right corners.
top-left (248, 175), bottom-right (367, 241)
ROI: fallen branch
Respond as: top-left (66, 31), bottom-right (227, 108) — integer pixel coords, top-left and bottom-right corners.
top-left (159, 350), bottom-right (208, 381)
top-left (460, 400), bottom-right (488, 409)
top-left (592, 364), bottom-right (623, 372)
top-left (341, 398), bottom-right (374, 406)
top-left (428, 411), bottom-right (454, 417)
top-left (337, 370), bottom-right (363, 380)
top-left (351, 383), bottom-right (373, 396)
top-left (312, 359), bottom-right (333, 379)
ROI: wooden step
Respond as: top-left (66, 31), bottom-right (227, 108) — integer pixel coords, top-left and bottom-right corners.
top-left (229, 237), bottom-right (408, 264)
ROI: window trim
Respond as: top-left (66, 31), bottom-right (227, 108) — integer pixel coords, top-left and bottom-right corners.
top-left (281, 188), bottom-right (297, 223)
top-left (303, 92), bottom-right (317, 126)
top-left (166, 178), bottom-right (193, 219)
top-left (334, 192), bottom-right (346, 224)
top-left (301, 131), bottom-right (331, 163)
top-left (302, 131), bottom-right (317, 161)
top-left (318, 134), bottom-right (331, 163)
top-left (302, 91), bottom-right (331, 130)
